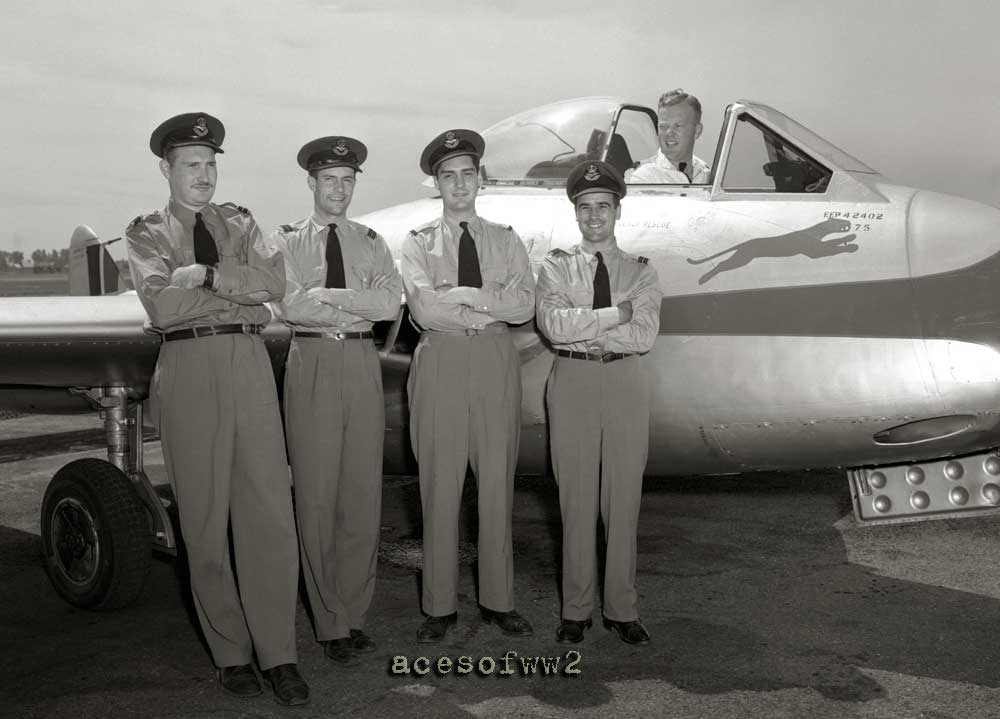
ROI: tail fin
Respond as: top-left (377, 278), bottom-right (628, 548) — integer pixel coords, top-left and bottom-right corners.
top-left (68, 226), bottom-right (123, 296)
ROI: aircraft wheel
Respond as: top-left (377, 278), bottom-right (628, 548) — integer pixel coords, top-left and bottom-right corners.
top-left (41, 458), bottom-right (151, 610)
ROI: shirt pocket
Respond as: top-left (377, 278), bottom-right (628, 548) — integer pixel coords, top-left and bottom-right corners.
top-left (347, 257), bottom-right (378, 290)
top-left (480, 263), bottom-right (507, 288)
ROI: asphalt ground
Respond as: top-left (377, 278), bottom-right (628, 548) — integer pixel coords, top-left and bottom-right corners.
top-left (3, 416), bottom-right (1000, 718)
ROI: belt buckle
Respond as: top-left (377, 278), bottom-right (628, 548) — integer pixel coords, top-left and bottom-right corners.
top-left (465, 328), bottom-right (480, 336)
top-left (600, 352), bottom-right (615, 363)
top-left (240, 324), bottom-right (252, 335)
top-left (333, 331), bottom-right (346, 340)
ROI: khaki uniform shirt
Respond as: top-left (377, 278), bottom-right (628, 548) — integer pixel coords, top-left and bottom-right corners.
top-left (401, 215), bottom-right (535, 332)
top-left (126, 199), bottom-right (284, 332)
top-left (268, 216), bottom-right (402, 332)
top-left (535, 239), bottom-right (662, 354)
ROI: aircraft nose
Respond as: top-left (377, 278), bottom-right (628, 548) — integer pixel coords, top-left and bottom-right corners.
top-left (907, 190), bottom-right (1000, 277)
top-left (906, 190), bottom-right (1000, 346)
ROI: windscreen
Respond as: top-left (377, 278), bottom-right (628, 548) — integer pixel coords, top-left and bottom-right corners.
top-left (479, 97), bottom-right (622, 183)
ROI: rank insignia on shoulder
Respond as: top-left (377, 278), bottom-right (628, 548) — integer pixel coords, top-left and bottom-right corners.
top-left (548, 248), bottom-right (570, 257)
top-left (279, 224), bottom-right (295, 233)
top-left (637, 256), bottom-right (649, 264)
top-left (366, 227), bottom-right (377, 240)
top-left (221, 202), bottom-right (252, 215)
top-left (507, 225), bottom-right (513, 232)
top-left (409, 229), bottom-right (419, 237)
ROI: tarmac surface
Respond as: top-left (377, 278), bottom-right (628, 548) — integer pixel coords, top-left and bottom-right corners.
top-left (4, 415), bottom-right (1000, 718)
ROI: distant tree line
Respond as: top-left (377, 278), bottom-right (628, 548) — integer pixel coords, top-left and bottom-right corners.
top-left (0, 249), bottom-right (71, 272)
top-left (0, 251), bottom-right (25, 270)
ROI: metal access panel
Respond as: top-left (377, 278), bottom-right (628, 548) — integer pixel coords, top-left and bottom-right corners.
top-left (850, 449), bottom-right (1000, 525)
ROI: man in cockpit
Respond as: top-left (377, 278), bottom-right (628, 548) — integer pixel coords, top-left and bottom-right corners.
top-left (627, 89), bottom-right (711, 184)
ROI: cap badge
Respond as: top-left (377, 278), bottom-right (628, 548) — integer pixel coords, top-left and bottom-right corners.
top-left (333, 138), bottom-right (349, 156)
top-left (193, 117), bottom-right (209, 137)
top-left (443, 131), bottom-right (459, 149)
top-left (584, 164), bottom-right (601, 182)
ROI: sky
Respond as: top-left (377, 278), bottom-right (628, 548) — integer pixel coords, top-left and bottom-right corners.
top-left (1, 0), bottom-right (998, 260)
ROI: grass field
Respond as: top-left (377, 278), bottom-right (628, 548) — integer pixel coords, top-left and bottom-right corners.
top-left (0, 272), bottom-right (69, 297)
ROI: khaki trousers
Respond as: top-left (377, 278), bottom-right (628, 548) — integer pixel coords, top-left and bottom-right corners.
top-left (407, 330), bottom-right (520, 616)
top-left (546, 354), bottom-right (651, 622)
top-left (283, 337), bottom-right (383, 640)
top-left (154, 334), bottom-right (298, 670)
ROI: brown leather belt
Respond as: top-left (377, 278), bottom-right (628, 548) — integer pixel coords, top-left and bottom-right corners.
top-left (161, 324), bottom-right (263, 342)
top-left (292, 330), bottom-right (374, 340)
top-left (556, 349), bottom-right (635, 363)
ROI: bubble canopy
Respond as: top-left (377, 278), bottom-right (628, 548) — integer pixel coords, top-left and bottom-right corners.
top-left (479, 96), bottom-right (655, 185)
top-left (476, 96), bottom-right (877, 187)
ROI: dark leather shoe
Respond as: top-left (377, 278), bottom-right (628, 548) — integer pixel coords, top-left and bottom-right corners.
top-left (324, 637), bottom-right (360, 666)
top-left (266, 663), bottom-right (310, 706)
top-left (480, 607), bottom-right (534, 636)
top-left (555, 618), bottom-right (592, 644)
top-left (350, 629), bottom-right (376, 653)
top-left (416, 612), bottom-right (457, 643)
top-left (219, 663), bottom-right (262, 697)
top-left (604, 618), bottom-right (651, 645)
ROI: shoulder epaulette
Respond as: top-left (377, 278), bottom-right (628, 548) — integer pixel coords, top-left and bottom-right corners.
top-left (279, 224), bottom-right (295, 233)
top-left (637, 256), bottom-right (649, 264)
top-left (220, 202), bottom-right (252, 216)
top-left (366, 227), bottom-right (377, 240)
top-left (548, 248), bottom-right (570, 257)
top-left (408, 229), bottom-right (419, 237)
top-left (127, 211), bottom-right (159, 230)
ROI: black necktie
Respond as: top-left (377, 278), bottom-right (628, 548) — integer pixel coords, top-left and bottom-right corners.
top-left (592, 251), bottom-right (611, 309)
top-left (678, 161), bottom-right (690, 181)
top-left (457, 221), bottom-right (483, 288)
top-left (325, 223), bottom-right (346, 289)
top-left (193, 212), bottom-right (219, 267)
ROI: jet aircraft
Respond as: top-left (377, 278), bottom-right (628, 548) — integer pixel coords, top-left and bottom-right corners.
top-left (5, 96), bottom-right (1000, 611)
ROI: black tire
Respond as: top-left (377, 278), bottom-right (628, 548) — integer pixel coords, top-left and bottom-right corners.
top-left (40, 458), bottom-right (151, 610)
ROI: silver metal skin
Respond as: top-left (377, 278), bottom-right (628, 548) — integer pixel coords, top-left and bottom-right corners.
top-left (950, 487), bottom-right (970, 506)
top-left (5, 96), bottom-right (1000, 530)
top-left (851, 451), bottom-right (1000, 524)
top-left (910, 491), bottom-right (930, 510)
top-left (945, 462), bottom-right (965, 481)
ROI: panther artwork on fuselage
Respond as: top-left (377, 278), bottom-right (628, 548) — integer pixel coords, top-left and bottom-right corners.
top-left (686, 217), bottom-right (858, 284)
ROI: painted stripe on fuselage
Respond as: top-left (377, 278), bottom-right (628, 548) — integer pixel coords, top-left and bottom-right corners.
top-left (659, 247), bottom-right (1000, 346)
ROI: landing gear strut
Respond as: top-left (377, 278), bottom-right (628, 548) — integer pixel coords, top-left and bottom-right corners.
top-left (40, 386), bottom-right (175, 609)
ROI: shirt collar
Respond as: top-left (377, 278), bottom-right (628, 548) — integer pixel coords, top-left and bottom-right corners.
top-left (655, 149), bottom-right (684, 172)
top-left (578, 237), bottom-right (620, 262)
top-left (442, 214), bottom-right (482, 239)
top-left (168, 198), bottom-right (210, 228)
top-left (309, 212), bottom-right (340, 234)
top-left (657, 150), bottom-right (707, 174)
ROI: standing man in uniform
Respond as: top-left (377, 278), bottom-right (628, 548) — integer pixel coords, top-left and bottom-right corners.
top-left (270, 136), bottom-right (401, 666)
top-left (535, 160), bottom-right (662, 645)
top-left (126, 113), bottom-right (309, 706)
top-left (628, 88), bottom-right (711, 184)
top-left (400, 129), bottom-right (536, 642)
